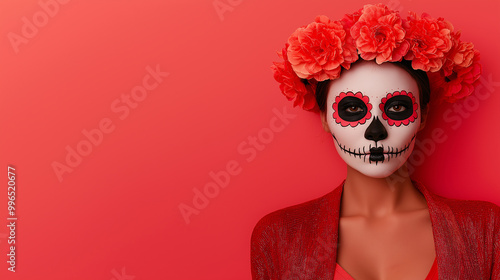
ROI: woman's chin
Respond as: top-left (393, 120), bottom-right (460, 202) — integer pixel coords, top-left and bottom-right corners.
top-left (344, 157), bottom-right (409, 179)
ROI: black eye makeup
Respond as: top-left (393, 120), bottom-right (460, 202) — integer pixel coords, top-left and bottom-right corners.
top-left (338, 97), bottom-right (368, 121)
top-left (379, 91), bottom-right (418, 126)
top-left (332, 92), bottom-right (372, 127)
top-left (384, 95), bottom-right (413, 120)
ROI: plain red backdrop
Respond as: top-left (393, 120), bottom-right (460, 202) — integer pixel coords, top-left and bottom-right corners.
top-left (0, 0), bottom-right (499, 279)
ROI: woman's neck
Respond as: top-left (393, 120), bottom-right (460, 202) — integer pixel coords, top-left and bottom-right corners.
top-left (341, 164), bottom-right (427, 218)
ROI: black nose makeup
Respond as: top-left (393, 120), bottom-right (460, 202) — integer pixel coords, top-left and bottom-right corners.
top-left (364, 117), bottom-right (388, 142)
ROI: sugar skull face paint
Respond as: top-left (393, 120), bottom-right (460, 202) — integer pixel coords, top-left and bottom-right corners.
top-left (324, 61), bottom-right (421, 178)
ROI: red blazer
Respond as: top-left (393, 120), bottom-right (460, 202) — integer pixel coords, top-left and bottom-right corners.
top-left (251, 181), bottom-right (500, 279)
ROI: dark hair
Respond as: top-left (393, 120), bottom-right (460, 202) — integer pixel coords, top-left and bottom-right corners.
top-left (315, 59), bottom-right (430, 112)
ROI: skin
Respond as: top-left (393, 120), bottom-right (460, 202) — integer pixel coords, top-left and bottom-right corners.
top-left (320, 61), bottom-right (435, 280)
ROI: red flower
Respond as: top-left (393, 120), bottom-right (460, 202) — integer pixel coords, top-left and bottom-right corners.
top-left (404, 12), bottom-right (454, 72)
top-left (287, 16), bottom-right (349, 81)
top-left (271, 45), bottom-right (318, 111)
top-left (442, 31), bottom-right (475, 77)
top-left (351, 4), bottom-right (409, 64)
top-left (429, 51), bottom-right (482, 103)
top-left (340, 9), bottom-right (362, 70)
top-left (340, 8), bottom-right (362, 30)
top-left (271, 6), bottom-right (482, 112)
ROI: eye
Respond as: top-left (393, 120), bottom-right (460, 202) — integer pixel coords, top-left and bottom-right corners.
top-left (332, 92), bottom-right (372, 127)
top-left (379, 91), bottom-right (418, 127)
top-left (346, 106), bottom-right (364, 113)
top-left (337, 96), bottom-right (368, 122)
top-left (383, 95), bottom-right (413, 120)
top-left (388, 104), bottom-right (407, 113)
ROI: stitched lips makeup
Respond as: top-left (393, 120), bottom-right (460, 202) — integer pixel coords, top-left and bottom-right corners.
top-left (332, 133), bottom-right (417, 164)
top-left (324, 61), bottom-right (421, 178)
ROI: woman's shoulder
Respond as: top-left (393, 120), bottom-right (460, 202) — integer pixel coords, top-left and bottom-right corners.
top-left (428, 190), bottom-right (500, 227)
top-left (251, 184), bottom-right (342, 240)
top-left (252, 190), bottom-right (332, 229)
top-left (414, 180), bottom-right (500, 220)
top-left (432, 192), bottom-right (499, 213)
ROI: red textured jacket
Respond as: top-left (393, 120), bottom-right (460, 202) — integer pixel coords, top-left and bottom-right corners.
top-left (251, 181), bottom-right (500, 279)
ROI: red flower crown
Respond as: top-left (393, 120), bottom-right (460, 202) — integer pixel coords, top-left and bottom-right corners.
top-left (271, 3), bottom-right (482, 112)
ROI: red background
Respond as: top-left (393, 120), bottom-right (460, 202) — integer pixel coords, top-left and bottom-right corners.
top-left (1, 0), bottom-right (499, 279)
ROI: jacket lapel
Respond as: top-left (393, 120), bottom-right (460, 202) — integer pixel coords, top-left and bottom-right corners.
top-left (414, 181), bottom-right (472, 279)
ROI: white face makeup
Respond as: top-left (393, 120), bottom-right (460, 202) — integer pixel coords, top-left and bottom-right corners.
top-left (324, 60), bottom-right (421, 178)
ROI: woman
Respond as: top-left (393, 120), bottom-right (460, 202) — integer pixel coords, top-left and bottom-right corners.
top-left (251, 4), bottom-right (499, 280)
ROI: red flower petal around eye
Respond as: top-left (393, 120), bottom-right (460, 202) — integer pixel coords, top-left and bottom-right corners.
top-left (332, 91), bottom-right (372, 127)
top-left (380, 92), bottom-right (394, 125)
top-left (380, 91), bottom-right (418, 126)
